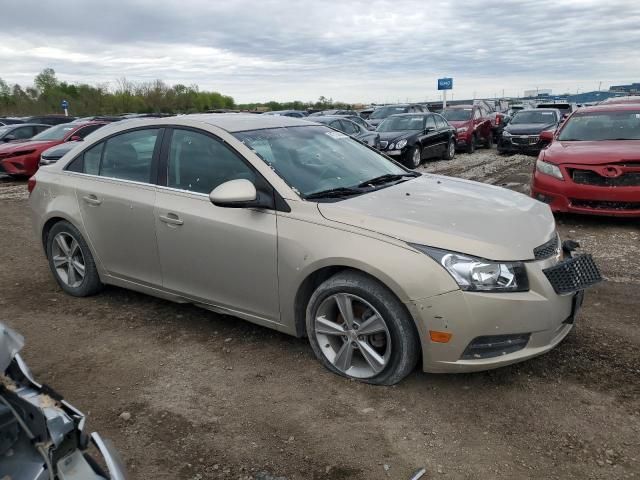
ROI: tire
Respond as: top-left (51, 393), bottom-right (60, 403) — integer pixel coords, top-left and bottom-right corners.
top-left (442, 138), bottom-right (456, 160)
top-left (46, 221), bottom-right (103, 297)
top-left (406, 145), bottom-right (422, 169)
top-left (465, 134), bottom-right (476, 154)
top-left (305, 271), bottom-right (420, 385)
top-left (484, 130), bottom-right (493, 148)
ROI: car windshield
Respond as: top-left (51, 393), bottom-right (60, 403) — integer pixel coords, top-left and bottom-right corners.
top-left (377, 115), bottom-right (424, 132)
top-left (369, 106), bottom-right (408, 119)
top-left (233, 125), bottom-right (407, 198)
top-left (558, 111), bottom-right (640, 141)
top-left (511, 111), bottom-right (557, 124)
top-left (442, 109), bottom-right (472, 121)
top-left (31, 124), bottom-right (76, 141)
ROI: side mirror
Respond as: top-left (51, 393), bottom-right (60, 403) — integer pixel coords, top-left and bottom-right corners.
top-left (3, 134), bottom-right (16, 142)
top-left (209, 179), bottom-right (259, 208)
top-left (69, 135), bottom-right (83, 142)
top-left (424, 126), bottom-right (435, 133)
top-left (539, 130), bottom-right (554, 143)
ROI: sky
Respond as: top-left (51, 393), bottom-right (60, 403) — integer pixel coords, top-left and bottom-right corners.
top-left (1, 0), bottom-right (639, 104)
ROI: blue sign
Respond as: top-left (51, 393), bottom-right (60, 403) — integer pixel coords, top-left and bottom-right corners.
top-left (437, 78), bottom-right (453, 90)
top-left (61, 100), bottom-right (69, 109)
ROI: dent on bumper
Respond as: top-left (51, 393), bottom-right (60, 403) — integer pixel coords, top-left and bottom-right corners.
top-left (407, 273), bottom-right (576, 373)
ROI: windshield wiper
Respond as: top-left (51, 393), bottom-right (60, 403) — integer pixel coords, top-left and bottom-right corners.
top-left (304, 187), bottom-right (364, 200)
top-left (357, 172), bottom-right (419, 188)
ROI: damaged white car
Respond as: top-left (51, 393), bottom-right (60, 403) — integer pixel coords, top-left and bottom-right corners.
top-left (0, 323), bottom-right (126, 479)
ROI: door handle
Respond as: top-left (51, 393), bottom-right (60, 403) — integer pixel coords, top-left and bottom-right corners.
top-left (159, 213), bottom-right (184, 226)
top-left (82, 194), bottom-right (102, 206)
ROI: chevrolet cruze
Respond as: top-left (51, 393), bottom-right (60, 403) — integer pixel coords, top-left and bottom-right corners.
top-left (29, 115), bottom-right (601, 384)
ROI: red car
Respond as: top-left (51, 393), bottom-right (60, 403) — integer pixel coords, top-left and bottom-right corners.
top-left (0, 121), bottom-right (106, 177)
top-left (441, 104), bottom-right (493, 153)
top-left (531, 103), bottom-right (640, 217)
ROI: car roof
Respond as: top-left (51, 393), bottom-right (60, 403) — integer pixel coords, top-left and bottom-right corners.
top-left (310, 115), bottom-right (355, 121)
top-left (181, 113), bottom-right (317, 132)
top-left (387, 113), bottom-right (427, 117)
top-left (3, 123), bottom-right (49, 128)
top-left (517, 108), bottom-right (560, 113)
top-left (446, 104), bottom-right (474, 109)
top-left (574, 103), bottom-right (640, 113)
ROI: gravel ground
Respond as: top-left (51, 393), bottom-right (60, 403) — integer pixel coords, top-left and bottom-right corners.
top-left (0, 150), bottom-right (638, 479)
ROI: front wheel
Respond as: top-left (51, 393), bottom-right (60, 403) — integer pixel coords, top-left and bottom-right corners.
top-left (306, 271), bottom-right (420, 385)
top-left (442, 138), bottom-right (456, 160)
top-left (406, 145), bottom-right (422, 169)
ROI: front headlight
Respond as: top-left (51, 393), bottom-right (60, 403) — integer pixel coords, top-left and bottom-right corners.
top-left (536, 159), bottom-right (564, 180)
top-left (502, 131), bottom-right (512, 137)
top-left (410, 245), bottom-right (529, 292)
top-left (395, 139), bottom-right (407, 149)
top-left (457, 127), bottom-right (468, 133)
top-left (388, 143), bottom-right (395, 150)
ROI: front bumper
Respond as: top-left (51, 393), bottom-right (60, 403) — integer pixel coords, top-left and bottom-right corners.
top-left (0, 155), bottom-right (37, 176)
top-left (531, 170), bottom-right (640, 217)
top-left (407, 256), bottom-right (583, 373)
top-left (498, 136), bottom-right (544, 154)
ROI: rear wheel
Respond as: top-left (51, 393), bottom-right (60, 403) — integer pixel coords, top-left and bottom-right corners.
top-left (466, 134), bottom-right (476, 154)
top-left (46, 221), bottom-right (103, 297)
top-left (306, 271), bottom-right (420, 385)
top-left (406, 145), bottom-right (422, 169)
top-left (442, 138), bottom-right (456, 160)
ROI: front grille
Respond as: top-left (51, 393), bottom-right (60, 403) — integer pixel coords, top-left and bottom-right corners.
top-left (512, 135), bottom-right (539, 145)
top-left (379, 141), bottom-right (388, 149)
top-left (543, 254), bottom-right (602, 294)
top-left (461, 333), bottom-right (531, 359)
top-left (572, 169), bottom-right (640, 187)
top-left (570, 199), bottom-right (640, 211)
top-left (533, 235), bottom-right (559, 260)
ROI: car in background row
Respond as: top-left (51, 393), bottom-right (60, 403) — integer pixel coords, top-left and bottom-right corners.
top-left (368, 104), bottom-right (428, 128)
top-left (309, 109), bottom-right (358, 117)
top-left (23, 114), bottom-right (76, 125)
top-left (263, 110), bottom-right (308, 118)
top-left (599, 96), bottom-right (640, 105)
top-left (0, 123), bottom-right (50, 142)
top-left (531, 103), bottom-right (640, 217)
top-left (442, 105), bottom-right (493, 153)
top-left (310, 115), bottom-right (380, 148)
top-left (357, 107), bottom-right (375, 119)
top-left (0, 117), bottom-right (25, 125)
top-left (498, 108), bottom-right (562, 155)
top-left (376, 112), bottom-right (456, 167)
top-left (310, 110), bottom-right (374, 130)
top-left (485, 110), bottom-right (508, 141)
top-left (0, 121), bottom-right (106, 177)
top-left (0, 322), bottom-right (127, 479)
top-left (536, 102), bottom-right (575, 119)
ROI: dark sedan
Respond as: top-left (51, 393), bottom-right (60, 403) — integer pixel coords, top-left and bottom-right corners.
top-left (498, 109), bottom-right (562, 155)
top-left (0, 117), bottom-right (25, 125)
top-left (311, 115), bottom-right (380, 148)
top-left (0, 123), bottom-right (50, 142)
top-left (376, 113), bottom-right (456, 168)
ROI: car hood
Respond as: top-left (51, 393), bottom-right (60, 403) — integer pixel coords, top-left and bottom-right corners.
top-left (544, 140), bottom-right (640, 165)
top-left (447, 120), bottom-right (472, 129)
top-left (0, 139), bottom-right (58, 153)
top-left (377, 131), bottom-right (417, 143)
top-left (317, 175), bottom-right (555, 261)
top-left (505, 123), bottom-right (556, 135)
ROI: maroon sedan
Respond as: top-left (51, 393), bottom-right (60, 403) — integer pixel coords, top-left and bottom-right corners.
top-left (0, 121), bottom-right (106, 177)
top-left (531, 103), bottom-right (640, 217)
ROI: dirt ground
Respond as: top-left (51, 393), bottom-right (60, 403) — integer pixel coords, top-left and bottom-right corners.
top-left (1, 148), bottom-right (638, 480)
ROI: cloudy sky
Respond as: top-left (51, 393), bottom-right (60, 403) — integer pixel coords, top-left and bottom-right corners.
top-left (1, 0), bottom-right (639, 104)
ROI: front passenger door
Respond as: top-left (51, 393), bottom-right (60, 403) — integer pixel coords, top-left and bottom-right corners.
top-left (421, 115), bottom-right (439, 158)
top-left (154, 128), bottom-right (280, 322)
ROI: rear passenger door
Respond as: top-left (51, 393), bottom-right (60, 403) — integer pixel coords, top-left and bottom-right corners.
top-left (154, 128), bottom-right (279, 322)
top-left (68, 128), bottom-right (163, 287)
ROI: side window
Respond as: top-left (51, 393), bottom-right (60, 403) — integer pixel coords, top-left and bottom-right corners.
top-left (167, 129), bottom-right (255, 195)
top-left (425, 115), bottom-right (436, 130)
top-left (13, 127), bottom-right (34, 139)
top-left (100, 129), bottom-right (160, 182)
top-left (73, 124), bottom-right (103, 139)
top-left (434, 115), bottom-right (447, 129)
top-left (35, 126), bottom-right (50, 134)
top-left (340, 120), bottom-right (358, 135)
top-left (83, 142), bottom-right (103, 175)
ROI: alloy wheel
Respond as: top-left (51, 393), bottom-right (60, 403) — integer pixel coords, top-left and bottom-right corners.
top-left (314, 293), bottom-right (392, 379)
top-left (51, 232), bottom-right (86, 288)
top-left (411, 147), bottom-right (421, 168)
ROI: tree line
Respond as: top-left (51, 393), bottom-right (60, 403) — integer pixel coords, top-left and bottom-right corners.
top-left (0, 68), bottom-right (354, 117)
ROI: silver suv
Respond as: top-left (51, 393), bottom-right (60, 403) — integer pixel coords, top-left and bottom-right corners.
top-left (29, 114), bottom-right (600, 384)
